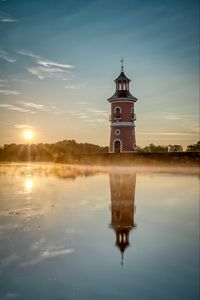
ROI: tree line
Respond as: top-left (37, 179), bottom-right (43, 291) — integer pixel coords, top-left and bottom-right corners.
top-left (0, 140), bottom-right (199, 162)
top-left (136, 141), bottom-right (200, 153)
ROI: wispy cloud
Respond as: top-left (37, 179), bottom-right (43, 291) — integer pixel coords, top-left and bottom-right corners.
top-left (86, 108), bottom-right (108, 118)
top-left (13, 124), bottom-right (33, 129)
top-left (17, 101), bottom-right (61, 114)
top-left (0, 101), bottom-right (64, 115)
top-left (18, 101), bottom-right (64, 115)
top-left (0, 89), bottom-right (21, 95)
top-left (0, 50), bottom-right (17, 63)
top-left (17, 49), bottom-right (74, 80)
top-left (21, 248), bottom-right (74, 267)
top-left (37, 59), bottom-right (74, 69)
top-left (65, 84), bottom-right (85, 89)
top-left (162, 112), bottom-right (198, 121)
top-left (0, 104), bottom-right (32, 113)
top-left (17, 49), bottom-right (38, 58)
top-left (0, 11), bottom-right (18, 22)
top-left (27, 66), bottom-right (69, 80)
top-left (69, 107), bottom-right (108, 125)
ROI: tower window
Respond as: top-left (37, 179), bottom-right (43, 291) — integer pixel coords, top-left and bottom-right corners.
top-left (116, 108), bottom-right (120, 118)
top-left (114, 106), bottom-right (122, 119)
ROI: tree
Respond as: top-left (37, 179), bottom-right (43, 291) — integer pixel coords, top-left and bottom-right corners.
top-left (186, 141), bottom-right (200, 152)
top-left (141, 143), bottom-right (168, 153)
top-left (168, 145), bottom-right (183, 152)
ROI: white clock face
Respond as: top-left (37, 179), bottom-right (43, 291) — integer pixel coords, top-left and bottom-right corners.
top-left (115, 129), bottom-right (120, 136)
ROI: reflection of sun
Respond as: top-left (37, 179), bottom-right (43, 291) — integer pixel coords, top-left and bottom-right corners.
top-left (23, 129), bottom-right (33, 141)
top-left (25, 178), bottom-right (33, 192)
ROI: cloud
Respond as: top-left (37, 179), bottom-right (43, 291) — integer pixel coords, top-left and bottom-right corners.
top-left (27, 66), bottom-right (71, 80)
top-left (0, 104), bottom-right (32, 113)
top-left (17, 101), bottom-right (64, 115)
top-left (0, 11), bottom-right (18, 22)
top-left (37, 59), bottom-right (74, 69)
top-left (13, 124), bottom-right (33, 129)
top-left (17, 49), bottom-right (39, 58)
top-left (0, 50), bottom-right (17, 63)
top-left (18, 49), bottom-right (74, 80)
top-left (78, 101), bottom-right (87, 105)
top-left (69, 107), bottom-right (108, 124)
top-left (87, 108), bottom-right (108, 117)
top-left (18, 101), bottom-right (56, 112)
top-left (78, 115), bottom-right (88, 119)
top-left (162, 113), bottom-right (197, 121)
top-left (21, 248), bottom-right (74, 267)
top-left (65, 84), bottom-right (85, 89)
top-left (0, 89), bottom-right (21, 95)
top-left (98, 85), bottom-right (112, 89)
top-left (0, 101), bottom-right (64, 115)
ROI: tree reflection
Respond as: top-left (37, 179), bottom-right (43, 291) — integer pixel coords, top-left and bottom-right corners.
top-left (109, 173), bottom-right (137, 265)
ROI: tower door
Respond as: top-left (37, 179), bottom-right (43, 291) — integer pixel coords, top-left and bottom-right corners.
top-left (114, 140), bottom-right (121, 153)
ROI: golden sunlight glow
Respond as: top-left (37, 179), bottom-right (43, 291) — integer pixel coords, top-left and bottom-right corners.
top-left (25, 178), bottom-right (33, 192)
top-left (23, 129), bottom-right (33, 141)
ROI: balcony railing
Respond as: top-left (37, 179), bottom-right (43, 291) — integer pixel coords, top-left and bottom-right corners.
top-left (113, 113), bottom-right (122, 120)
top-left (131, 113), bottom-right (136, 121)
top-left (109, 113), bottom-right (136, 122)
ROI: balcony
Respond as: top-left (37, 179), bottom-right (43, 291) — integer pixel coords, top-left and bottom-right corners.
top-left (109, 114), bottom-right (122, 122)
top-left (131, 113), bottom-right (136, 121)
top-left (113, 113), bottom-right (122, 121)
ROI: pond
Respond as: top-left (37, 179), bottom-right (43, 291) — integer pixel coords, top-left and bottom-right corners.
top-left (0, 164), bottom-right (199, 300)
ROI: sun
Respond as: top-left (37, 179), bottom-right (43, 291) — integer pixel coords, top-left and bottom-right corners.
top-left (23, 129), bottom-right (33, 141)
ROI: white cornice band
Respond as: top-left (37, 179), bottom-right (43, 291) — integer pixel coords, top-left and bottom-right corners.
top-left (111, 122), bottom-right (135, 127)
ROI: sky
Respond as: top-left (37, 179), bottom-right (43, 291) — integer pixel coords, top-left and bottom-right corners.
top-left (0, 0), bottom-right (199, 148)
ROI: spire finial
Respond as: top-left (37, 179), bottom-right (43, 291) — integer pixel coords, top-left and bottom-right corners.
top-left (121, 252), bottom-right (124, 266)
top-left (120, 57), bottom-right (124, 72)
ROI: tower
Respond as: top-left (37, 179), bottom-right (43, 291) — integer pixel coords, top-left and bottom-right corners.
top-left (108, 60), bottom-right (138, 153)
top-left (109, 172), bottom-right (137, 265)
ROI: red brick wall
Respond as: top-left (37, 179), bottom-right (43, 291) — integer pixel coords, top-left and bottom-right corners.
top-left (109, 101), bottom-right (136, 153)
top-left (111, 102), bottom-right (134, 122)
top-left (110, 126), bottom-right (136, 152)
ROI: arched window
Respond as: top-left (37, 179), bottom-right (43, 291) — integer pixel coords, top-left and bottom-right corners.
top-left (116, 108), bottom-right (120, 118)
top-left (114, 106), bottom-right (122, 119)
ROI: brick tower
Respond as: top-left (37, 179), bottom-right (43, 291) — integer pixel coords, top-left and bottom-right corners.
top-left (109, 172), bottom-right (137, 265)
top-left (108, 60), bottom-right (138, 153)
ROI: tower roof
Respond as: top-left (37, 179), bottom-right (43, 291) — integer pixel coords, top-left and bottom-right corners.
top-left (115, 71), bottom-right (131, 82)
top-left (107, 60), bottom-right (138, 102)
top-left (108, 90), bottom-right (137, 102)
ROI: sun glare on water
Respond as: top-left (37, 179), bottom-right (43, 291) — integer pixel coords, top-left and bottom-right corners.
top-left (25, 178), bottom-right (33, 193)
top-left (23, 129), bottom-right (33, 141)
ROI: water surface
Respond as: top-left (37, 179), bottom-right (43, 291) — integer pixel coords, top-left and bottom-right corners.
top-left (0, 164), bottom-right (199, 300)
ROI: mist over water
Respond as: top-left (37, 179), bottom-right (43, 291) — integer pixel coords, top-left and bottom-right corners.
top-left (0, 163), bottom-right (199, 300)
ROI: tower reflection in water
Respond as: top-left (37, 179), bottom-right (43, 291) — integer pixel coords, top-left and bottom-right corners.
top-left (109, 173), bottom-right (137, 265)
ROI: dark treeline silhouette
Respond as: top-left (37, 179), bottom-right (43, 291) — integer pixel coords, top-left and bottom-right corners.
top-left (0, 140), bottom-right (109, 162)
top-left (136, 142), bottom-right (200, 153)
top-left (0, 140), bottom-right (199, 162)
